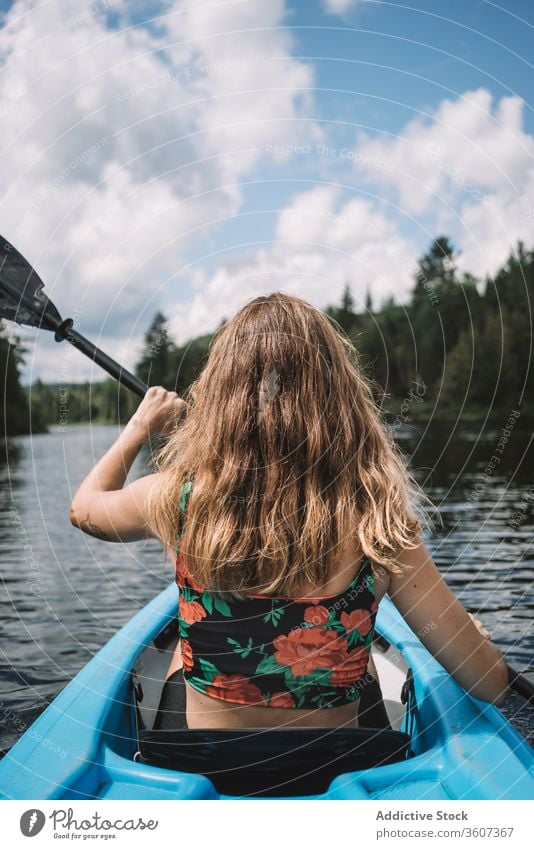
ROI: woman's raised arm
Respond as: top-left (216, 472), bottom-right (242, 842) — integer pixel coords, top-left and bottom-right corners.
top-left (388, 539), bottom-right (509, 705)
top-left (69, 386), bottom-right (186, 543)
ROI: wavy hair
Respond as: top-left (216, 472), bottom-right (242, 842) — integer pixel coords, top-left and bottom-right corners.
top-left (146, 292), bottom-right (429, 596)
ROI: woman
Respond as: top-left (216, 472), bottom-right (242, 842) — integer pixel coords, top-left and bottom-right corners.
top-left (70, 293), bottom-right (508, 731)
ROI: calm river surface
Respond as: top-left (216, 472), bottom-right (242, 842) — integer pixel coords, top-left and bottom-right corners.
top-left (1, 421), bottom-right (533, 752)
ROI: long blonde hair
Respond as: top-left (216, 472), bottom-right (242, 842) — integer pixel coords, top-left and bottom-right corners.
top-left (147, 292), bottom-right (428, 596)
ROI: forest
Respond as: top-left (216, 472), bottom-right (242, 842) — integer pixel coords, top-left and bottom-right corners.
top-left (1, 235), bottom-right (532, 436)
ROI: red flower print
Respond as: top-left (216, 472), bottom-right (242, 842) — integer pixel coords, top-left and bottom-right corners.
top-left (370, 600), bottom-right (378, 613)
top-left (304, 605), bottom-right (330, 625)
top-left (269, 691), bottom-right (296, 708)
top-left (273, 628), bottom-right (350, 676)
top-left (330, 646), bottom-right (369, 687)
top-left (180, 638), bottom-right (194, 673)
top-left (175, 554), bottom-right (205, 592)
top-left (341, 608), bottom-right (373, 636)
top-left (205, 674), bottom-right (266, 705)
top-left (179, 597), bottom-right (207, 625)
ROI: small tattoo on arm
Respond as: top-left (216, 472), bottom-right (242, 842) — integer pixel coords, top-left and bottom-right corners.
top-left (79, 514), bottom-right (113, 542)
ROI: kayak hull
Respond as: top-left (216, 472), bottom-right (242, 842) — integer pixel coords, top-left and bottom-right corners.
top-left (0, 585), bottom-right (532, 800)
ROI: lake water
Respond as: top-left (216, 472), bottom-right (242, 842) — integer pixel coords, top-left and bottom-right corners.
top-left (0, 421), bottom-right (532, 753)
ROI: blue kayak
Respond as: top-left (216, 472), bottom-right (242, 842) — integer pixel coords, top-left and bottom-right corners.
top-left (0, 585), bottom-right (532, 800)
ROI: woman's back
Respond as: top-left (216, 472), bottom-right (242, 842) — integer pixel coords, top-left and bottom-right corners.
top-left (170, 479), bottom-right (390, 729)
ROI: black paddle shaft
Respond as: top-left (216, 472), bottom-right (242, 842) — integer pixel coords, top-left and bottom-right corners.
top-left (507, 664), bottom-right (534, 706)
top-left (54, 318), bottom-right (148, 398)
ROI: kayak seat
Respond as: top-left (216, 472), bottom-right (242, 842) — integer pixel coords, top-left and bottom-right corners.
top-left (135, 726), bottom-right (411, 797)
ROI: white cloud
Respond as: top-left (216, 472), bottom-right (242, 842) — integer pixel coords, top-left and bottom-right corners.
top-left (166, 86), bottom-right (534, 347)
top-left (323, 0), bottom-right (366, 16)
top-left (167, 184), bottom-right (419, 345)
top-left (0, 0), bottom-right (320, 380)
top-left (353, 88), bottom-right (534, 275)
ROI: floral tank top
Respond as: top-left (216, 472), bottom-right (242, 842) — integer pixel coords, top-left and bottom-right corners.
top-left (175, 480), bottom-right (378, 709)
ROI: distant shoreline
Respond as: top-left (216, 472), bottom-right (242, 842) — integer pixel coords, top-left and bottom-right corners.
top-left (387, 402), bottom-right (533, 426)
top-left (4, 402), bottom-right (532, 439)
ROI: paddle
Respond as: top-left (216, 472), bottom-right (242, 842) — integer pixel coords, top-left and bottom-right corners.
top-left (507, 665), bottom-right (534, 706)
top-left (0, 235), bottom-right (148, 397)
top-left (466, 609), bottom-right (534, 706)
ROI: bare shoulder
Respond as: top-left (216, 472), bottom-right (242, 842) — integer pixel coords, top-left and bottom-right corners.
top-left (386, 536), bottom-right (449, 613)
top-left (371, 537), bottom-right (433, 605)
top-left (372, 560), bottom-right (391, 602)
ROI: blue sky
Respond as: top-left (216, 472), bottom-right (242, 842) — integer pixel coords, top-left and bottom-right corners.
top-left (0, 0), bottom-right (532, 382)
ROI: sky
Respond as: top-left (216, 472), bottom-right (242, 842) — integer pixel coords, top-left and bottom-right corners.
top-left (0, 0), bottom-right (533, 384)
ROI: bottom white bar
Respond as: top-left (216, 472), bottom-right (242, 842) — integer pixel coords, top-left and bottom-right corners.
top-left (2, 800), bottom-right (531, 848)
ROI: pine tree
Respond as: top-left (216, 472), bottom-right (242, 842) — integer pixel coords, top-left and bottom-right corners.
top-left (136, 311), bottom-right (176, 388)
top-left (327, 283), bottom-right (356, 334)
top-left (341, 283), bottom-right (355, 315)
top-left (0, 321), bottom-right (41, 434)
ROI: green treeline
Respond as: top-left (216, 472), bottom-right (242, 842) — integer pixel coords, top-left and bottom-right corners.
top-left (326, 236), bottom-right (534, 419)
top-left (1, 235), bottom-right (532, 436)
